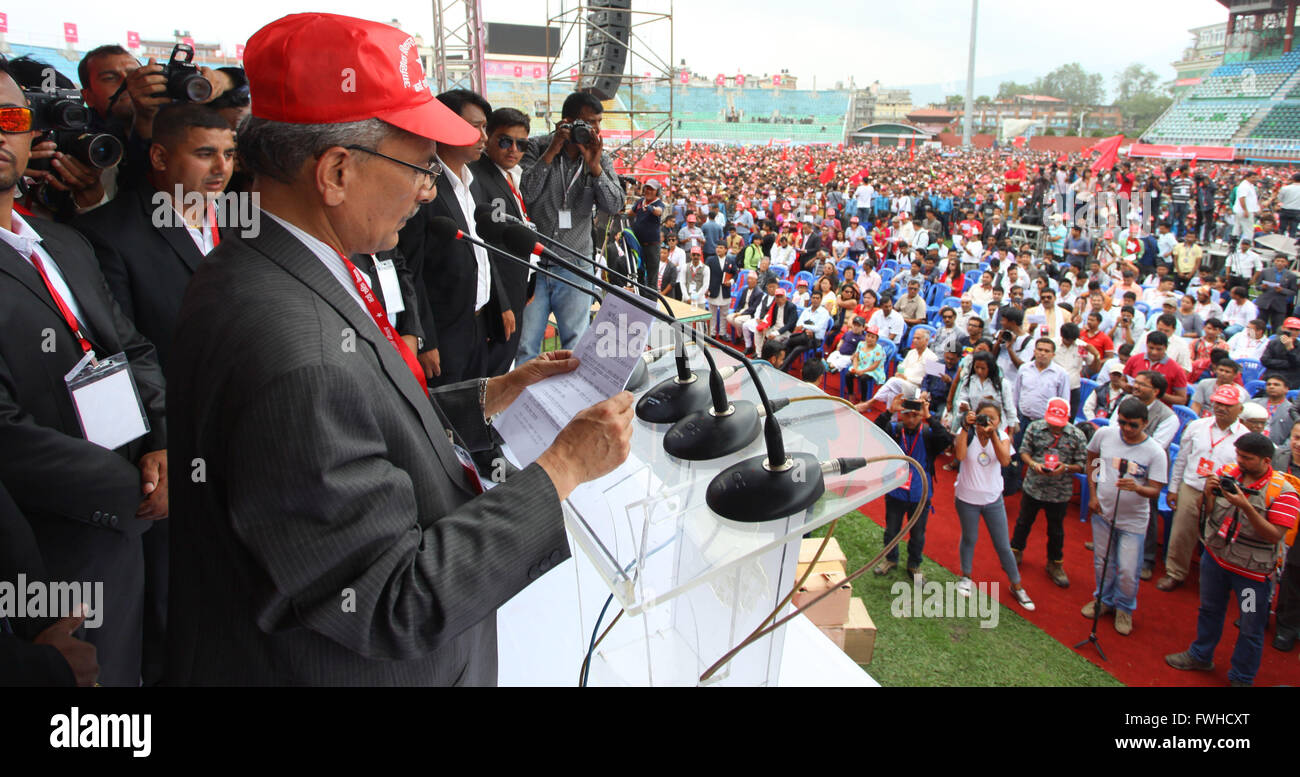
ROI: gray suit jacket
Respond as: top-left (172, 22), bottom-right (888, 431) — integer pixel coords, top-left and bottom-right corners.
top-left (165, 214), bottom-right (568, 686)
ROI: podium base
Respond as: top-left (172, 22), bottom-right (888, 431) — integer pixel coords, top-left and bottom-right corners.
top-left (663, 400), bottom-right (761, 461)
top-left (635, 370), bottom-right (714, 423)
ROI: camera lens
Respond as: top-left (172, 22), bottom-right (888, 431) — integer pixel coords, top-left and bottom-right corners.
top-left (183, 74), bottom-right (213, 102)
top-left (50, 100), bottom-right (88, 131)
top-left (71, 133), bottom-right (124, 169)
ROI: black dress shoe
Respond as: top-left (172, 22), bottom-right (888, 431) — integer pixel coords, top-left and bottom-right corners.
top-left (1275, 632), bottom-right (1297, 652)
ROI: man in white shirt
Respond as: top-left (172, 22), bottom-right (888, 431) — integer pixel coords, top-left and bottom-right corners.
top-left (968, 271), bottom-right (996, 306)
top-left (869, 294), bottom-right (906, 346)
top-left (1276, 172), bottom-right (1300, 238)
top-left (1159, 386), bottom-right (1245, 591)
top-left (854, 182), bottom-right (874, 223)
top-left (1234, 170), bottom-right (1260, 240)
top-left (1156, 222), bottom-right (1177, 268)
top-left (1133, 313), bottom-right (1193, 372)
top-left (770, 234), bottom-right (795, 268)
top-left (871, 328), bottom-right (938, 410)
top-left (1221, 286), bottom-right (1259, 338)
top-left (1224, 238), bottom-right (1263, 290)
top-left (1024, 287), bottom-right (1069, 342)
top-left (1192, 286), bottom-right (1224, 322)
top-left (1228, 318), bottom-right (1270, 361)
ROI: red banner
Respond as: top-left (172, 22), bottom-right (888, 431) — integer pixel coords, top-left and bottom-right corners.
top-left (736, 73), bottom-right (746, 87)
top-left (181, 36), bottom-right (194, 47)
top-left (715, 74), bottom-right (725, 86)
top-left (235, 43), bottom-right (245, 59)
top-left (803, 159), bottom-right (816, 175)
top-left (818, 161), bottom-right (836, 185)
top-left (0, 14), bottom-right (9, 34)
top-left (1126, 142), bottom-right (1233, 162)
top-left (63, 22), bottom-right (78, 44)
top-left (126, 30), bottom-right (140, 48)
top-left (772, 75), bottom-right (781, 86)
top-left (679, 70), bottom-right (689, 84)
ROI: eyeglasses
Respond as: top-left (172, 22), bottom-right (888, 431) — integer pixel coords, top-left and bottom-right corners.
top-left (344, 145), bottom-right (441, 191)
top-left (0, 106), bottom-right (33, 133)
top-left (494, 135), bottom-right (529, 152)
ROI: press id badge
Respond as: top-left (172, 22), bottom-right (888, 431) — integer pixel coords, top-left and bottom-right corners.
top-left (65, 351), bottom-right (149, 451)
top-left (558, 210), bottom-right (573, 230)
top-left (372, 256), bottom-right (405, 316)
top-left (1196, 457), bottom-right (1215, 477)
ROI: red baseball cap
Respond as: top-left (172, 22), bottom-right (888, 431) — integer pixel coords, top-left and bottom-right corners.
top-left (1285, 317), bottom-right (1300, 330)
top-left (244, 13), bottom-right (479, 145)
top-left (1044, 398), bottom-right (1070, 427)
top-left (1210, 384), bottom-right (1242, 406)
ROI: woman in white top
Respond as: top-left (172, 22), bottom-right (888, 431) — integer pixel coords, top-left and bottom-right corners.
top-left (1072, 170), bottom-right (1095, 219)
top-left (949, 352), bottom-right (1017, 435)
top-left (859, 260), bottom-right (882, 295)
top-left (831, 231), bottom-right (850, 261)
top-left (952, 401), bottom-right (1034, 610)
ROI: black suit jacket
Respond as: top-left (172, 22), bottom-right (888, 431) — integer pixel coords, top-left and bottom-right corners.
top-left (0, 214), bottom-right (167, 685)
top-left (398, 169), bottom-right (509, 386)
top-left (468, 156), bottom-right (528, 374)
top-left (164, 214), bottom-right (566, 686)
top-left (73, 186), bottom-right (204, 370)
top-left (1255, 268), bottom-right (1298, 314)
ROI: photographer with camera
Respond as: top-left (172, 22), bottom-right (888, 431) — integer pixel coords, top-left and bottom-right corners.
top-left (1166, 433), bottom-right (1299, 685)
top-left (870, 393), bottom-right (953, 581)
top-left (516, 91), bottom-right (623, 363)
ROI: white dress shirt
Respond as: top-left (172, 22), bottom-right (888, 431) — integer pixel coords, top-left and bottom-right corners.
top-left (438, 156), bottom-right (491, 311)
top-left (265, 211), bottom-right (370, 319)
top-left (1171, 417), bottom-right (1245, 491)
top-left (2, 210), bottom-right (86, 322)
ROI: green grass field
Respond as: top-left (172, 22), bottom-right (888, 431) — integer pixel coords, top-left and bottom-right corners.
top-left (814, 512), bottom-right (1121, 687)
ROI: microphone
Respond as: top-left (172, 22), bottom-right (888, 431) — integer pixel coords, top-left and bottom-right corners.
top-left (494, 223), bottom-right (825, 520)
top-left (498, 224), bottom-right (762, 462)
top-left (1118, 459), bottom-right (1129, 479)
top-left (474, 202), bottom-right (707, 420)
top-left (476, 205), bottom-right (724, 430)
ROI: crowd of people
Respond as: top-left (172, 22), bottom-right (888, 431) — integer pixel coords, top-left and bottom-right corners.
top-left (0, 12), bottom-right (1297, 687)
top-left (633, 141), bottom-right (1300, 685)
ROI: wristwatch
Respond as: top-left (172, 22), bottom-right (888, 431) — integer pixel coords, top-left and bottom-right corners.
top-left (416, 336), bottom-right (426, 351)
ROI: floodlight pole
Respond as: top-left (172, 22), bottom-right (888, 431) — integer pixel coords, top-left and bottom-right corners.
top-left (962, 0), bottom-right (978, 148)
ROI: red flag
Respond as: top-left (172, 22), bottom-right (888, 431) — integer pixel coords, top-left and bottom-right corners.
top-left (684, 139), bottom-right (691, 151)
top-left (1087, 134), bottom-right (1123, 174)
top-left (858, 166), bottom-right (870, 178)
top-left (837, 142), bottom-right (844, 152)
top-left (1188, 156), bottom-right (1197, 171)
top-left (781, 148), bottom-right (788, 161)
top-left (908, 145), bottom-right (914, 162)
top-left (788, 163), bottom-right (799, 177)
top-left (1057, 153), bottom-right (1068, 163)
top-left (849, 173), bottom-right (863, 186)
top-left (804, 159), bottom-right (816, 175)
top-left (819, 161), bottom-right (836, 185)
top-left (767, 138), bottom-right (773, 147)
top-left (1012, 136), bottom-right (1026, 149)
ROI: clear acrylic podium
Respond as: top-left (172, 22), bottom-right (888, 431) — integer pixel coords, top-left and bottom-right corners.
top-left (556, 334), bottom-right (908, 686)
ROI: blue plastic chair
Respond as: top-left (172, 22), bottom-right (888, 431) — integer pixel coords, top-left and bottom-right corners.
top-left (1238, 359), bottom-right (1264, 384)
top-left (1134, 301), bottom-right (1150, 315)
top-left (1077, 378), bottom-right (1100, 422)
top-left (1244, 379), bottom-right (1266, 399)
top-left (770, 265), bottom-right (789, 280)
top-left (926, 283), bottom-right (951, 307)
top-left (778, 279), bottom-right (795, 296)
top-left (1172, 404), bottom-right (1197, 446)
top-left (837, 259), bottom-right (857, 279)
top-left (795, 270), bottom-right (815, 289)
top-left (964, 270), bottom-right (982, 289)
top-left (878, 268), bottom-right (895, 288)
top-left (882, 260), bottom-right (899, 272)
top-left (1289, 389), bottom-right (1300, 401)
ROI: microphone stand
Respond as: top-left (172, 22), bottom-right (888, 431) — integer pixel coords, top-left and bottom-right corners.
top-left (1074, 458), bottom-right (1127, 661)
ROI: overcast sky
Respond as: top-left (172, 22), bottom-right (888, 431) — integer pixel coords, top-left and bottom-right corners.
top-left (33, 0), bottom-right (1229, 98)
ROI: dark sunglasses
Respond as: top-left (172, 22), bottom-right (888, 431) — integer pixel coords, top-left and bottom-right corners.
top-left (495, 136), bottom-right (529, 152)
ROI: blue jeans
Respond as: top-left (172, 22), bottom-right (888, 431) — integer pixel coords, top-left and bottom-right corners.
top-left (1223, 324), bottom-right (1244, 339)
top-left (955, 497), bottom-right (1020, 584)
top-left (1187, 549), bottom-right (1273, 685)
top-left (517, 267), bottom-right (595, 363)
top-left (1090, 513), bottom-right (1144, 614)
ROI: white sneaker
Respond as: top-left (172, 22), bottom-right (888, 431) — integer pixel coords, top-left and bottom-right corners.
top-left (957, 577), bottom-right (973, 598)
top-left (1011, 586), bottom-right (1035, 611)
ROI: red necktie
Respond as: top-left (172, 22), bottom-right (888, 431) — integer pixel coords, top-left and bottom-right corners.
top-left (337, 251), bottom-right (428, 397)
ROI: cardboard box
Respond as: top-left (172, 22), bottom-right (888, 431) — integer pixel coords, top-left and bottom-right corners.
top-left (844, 597), bottom-right (877, 664)
top-left (792, 565), bottom-right (852, 627)
top-left (818, 623), bottom-right (846, 650)
top-left (798, 537), bottom-right (847, 571)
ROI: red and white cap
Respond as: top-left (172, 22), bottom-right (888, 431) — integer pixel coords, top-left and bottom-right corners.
top-left (1285, 316), bottom-right (1300, 331)
top-left (1044, 397), bottom-right (1070, 427)
top-left (244, 13), bottom-right (479, 144)
top-left (1210, 384), bottom-right (1242, 406)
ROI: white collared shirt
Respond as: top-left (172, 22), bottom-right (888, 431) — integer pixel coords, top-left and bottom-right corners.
top-left (264, 211), bottom-right (370, 318)
top-left (2, 210), bottom-right (86, 321)
top-left (1171, 417), bottom-right (1245, 491)
top-left (438, 156), bottom-right (491, 311)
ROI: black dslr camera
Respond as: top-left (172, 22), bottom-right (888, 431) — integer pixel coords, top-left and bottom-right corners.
top-left (562, 118), bottom-right (594, 146)
top-left (1217, 476), bottom-right (1240, 496)
top-left (23, 87), bottom-right (124, 170)
top-left (160, 44), bottom-right (213, 102)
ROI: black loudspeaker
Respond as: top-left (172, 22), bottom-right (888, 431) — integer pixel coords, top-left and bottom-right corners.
top-left (580, 0), bottom-right (631, 100)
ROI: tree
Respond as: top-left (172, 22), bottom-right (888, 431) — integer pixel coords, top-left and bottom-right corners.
top-left (1031, 63), bottom-right (1105, 106)
top-left (1122, 92), bottom-right (1174, 136)
top-left (1065, 128), bottom-right (1079, 137)
top-left (997, 81), bottom-right (1032, 99)
top-left (1043, 128), bottom-right (1057, 136)
top-left (975, 94), bottom-right (992, 105)
top-left (944, 94), bottom-right (964, 108)
top-left (1114, 63), bottom-right (1159, 103)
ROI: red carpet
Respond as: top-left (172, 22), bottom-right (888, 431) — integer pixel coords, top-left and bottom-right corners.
top-left (813, 368), bottom-right (1300, 687)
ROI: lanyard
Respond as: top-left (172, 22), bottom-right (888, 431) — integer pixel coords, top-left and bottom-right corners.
top-left (28, 250), bottom-right (94, 355)
top-left (337, 251), bottom-right (428, 397)
top-left (900, 429), bottom-right (922, 459)
top-left (1206, 425), bottom-right (1233, 453)
top-left (505, 172), bottom-right (528, 218)
top-left (207, 203), bottom-right (221, 248)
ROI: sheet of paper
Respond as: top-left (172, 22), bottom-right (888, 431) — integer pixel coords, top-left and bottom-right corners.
top-left (924, 357), bottom-right (946, 377)
top-left (498, 294), bottom-right (655, 466)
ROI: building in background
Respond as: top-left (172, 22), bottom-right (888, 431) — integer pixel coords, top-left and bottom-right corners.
top-left (1172, 22), bottom-right (1228, 97)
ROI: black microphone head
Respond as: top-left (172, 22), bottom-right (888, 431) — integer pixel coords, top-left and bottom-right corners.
top-left (428, 216), bottom-right (461, 245)
top-left (473, 203), bottom-right (504, 241)
top-left (502, 224), bottom-right (541, 258)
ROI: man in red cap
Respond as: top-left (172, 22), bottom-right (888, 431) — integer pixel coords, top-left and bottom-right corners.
top-left (1160, 384), bottom-right (1246, 591)
top-left (164, 13), bottom-right (633, 686)
top-left (1261, 316), bottom-right (1300, 387)
top-left (1010, 397), bottom-right (1087, 588)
